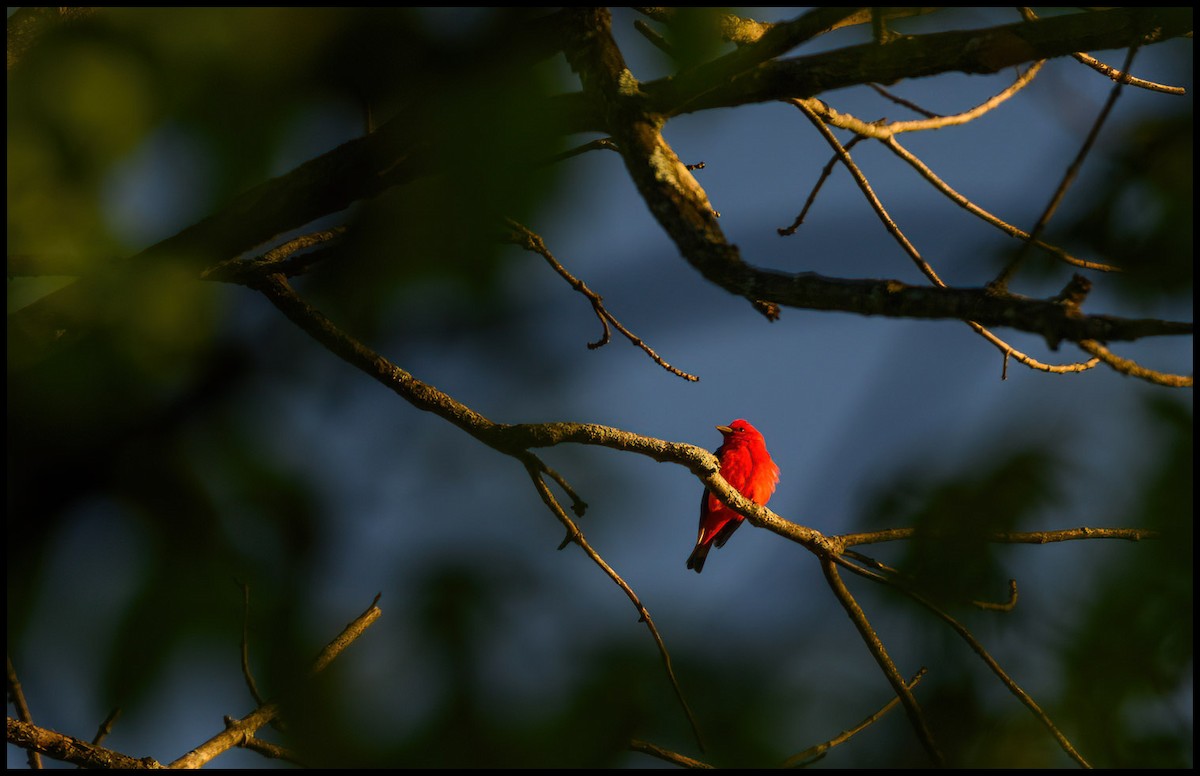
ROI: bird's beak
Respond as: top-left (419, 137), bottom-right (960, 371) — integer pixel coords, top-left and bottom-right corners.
top-left (715, 425), bottom-right (733, 434)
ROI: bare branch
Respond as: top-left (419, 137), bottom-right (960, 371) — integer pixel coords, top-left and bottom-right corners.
top-left (778, 135), bottom-right (867, 237)
top-left (628, 8), bottom-right (1192, 122)
top-left (1018, 6), bottom-right (1189, 94)
top-left (525, 462), bottom-right (706, 752)
top-left (559, 10), bottom-right (1191, 349)
top-left (202, 227), bottom-right (348, 283)
top-left (820, 556), bottom-right (944, 766)
top-left (629, 737), bottom-right (714, 768)
top-left (839, 525), bottom-right (1161, 547)
top-left (833, 555), bottom-right (1092, 767)
top-left (789, 99), bottom-right (945, 287)
top-left (5, 717), bottom-right (164, 769)
top-left (237, 581), bottom-right (267, 707)
top-left (782, 668), bottom-right (929, 768)
top-left (993, 45), bottom-right (1141, 289)
top-left (795, 61), bottom-right (1047, 138)
top-left (6, 656), bottom-right (42, 769)
top-left (505, 218), bottom-right (700, 381)
top-left (1077, 340), bottom-right (1193, 387)
top-left (168, 596), bottom-right (382, 769)
top-left (880, 136), bottom-right (1119, 273)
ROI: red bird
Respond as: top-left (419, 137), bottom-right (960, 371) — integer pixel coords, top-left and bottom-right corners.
top-left (687, 419), bottom-right (780, 573)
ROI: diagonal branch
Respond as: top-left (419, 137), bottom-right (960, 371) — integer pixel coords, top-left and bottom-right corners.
top-left (820, 556), bottom-right (944, 766)
top-left (524, 461), bottom-right (705, 751)
top-left (833, 553), bottom-right (1092, 767)
top-left (782, 668), bottom-right (929, 768)
top-left (168, 596), bottom-right (382, 768)
top-left (504, 218), bottom-right (699, 381)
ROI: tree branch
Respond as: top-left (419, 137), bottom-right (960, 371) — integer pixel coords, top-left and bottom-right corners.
top-left (630, 7), bottom-right (1193, 123)
top-left (6, 717), bottom-right (164, 769)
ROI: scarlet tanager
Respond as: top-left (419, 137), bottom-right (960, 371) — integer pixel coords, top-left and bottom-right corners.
top-left (687, 419), bottom-right (779, 573)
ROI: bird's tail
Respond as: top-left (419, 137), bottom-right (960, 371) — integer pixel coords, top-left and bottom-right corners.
top-left (686, 543), bottom-right (710, 573)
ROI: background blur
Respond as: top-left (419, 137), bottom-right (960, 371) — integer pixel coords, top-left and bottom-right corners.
top-left (7, 8), bottom-right (1192, 768)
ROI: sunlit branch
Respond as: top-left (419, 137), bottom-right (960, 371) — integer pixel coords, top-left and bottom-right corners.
top-left (969, 321), bottom-right (1101, 377)
top-left (1017, 6), bottom-right (1189, 95)
top-left (5, 718), bottom-right (163, 770)
top-left (1077, 340), bottom-right (1193, 388)
top-left (838, 525), bottom-right (1161, 547)
top-left (794, 62), bottom-right (1044, 138)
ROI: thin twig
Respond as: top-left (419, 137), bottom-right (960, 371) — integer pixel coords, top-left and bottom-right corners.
top-left (833, 554), bottom-right (1092, 768)
top-left (7, 655), bottom-right (43, 769)
top-left (972, 579), bottom-right (1020, 612)
top-left (1076, 340), bottom-right (1193, 387)
top-left (992, 45), bottom-right (1140, 289)
top-left (1071, 50), bottom-right (1187, 94)
top-left (629, 738), bottom-right (714, 768)
top-left (778, 135), bottom-right (866, 236)
top-left (168, 596), bottom-right (383, 769)
top-left (236, 733), bottom-right (308, 766)
top-left (505, 218), bottom-right (700, 381)
top-left (841, 550), bottom-right (1020, 613)
top-left (967, 321), bottom-right (1101, 376)
top-left (1017, 7), bottom-right (1188, 95)
top-left (525, 461), bottom-right (707, 753)
top-left (819, 556), bottom-right (944, 766)
top-left (882, 136), bottom-right (1119, 273)
top-left (839, 525), bottom-right (1161, 547)
top-left (544, 136), bottom-right (622, 166)
top-left (90, 708), bottom-right (122, 747)
top-left (237, 581), bottom-right (267, 706)
top-left (869, 83), bottom-right (942, 118)
top-left (793, 61), bottom-right (1044, 138)
top-left (782, 668), bottom-right (929, 768)
top-left (633, 18), bottom-right (674, 57)
top-left (790, 98), bottom-right (945, 286)
top-left (202, 227), bottom-right (348, 283)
